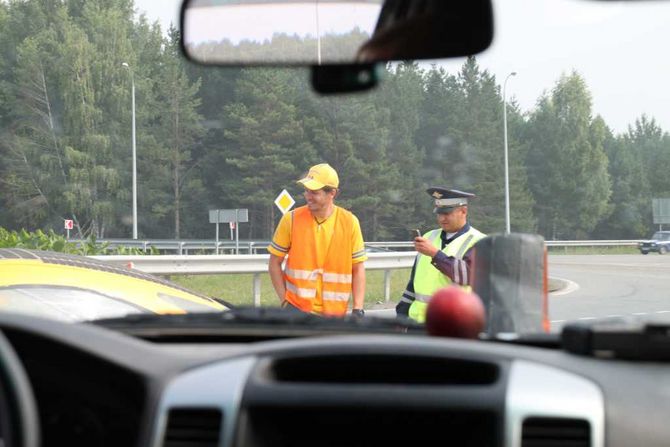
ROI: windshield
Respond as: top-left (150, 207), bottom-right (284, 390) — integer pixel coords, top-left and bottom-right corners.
top-left (1, 0), bottom-right (670, 335)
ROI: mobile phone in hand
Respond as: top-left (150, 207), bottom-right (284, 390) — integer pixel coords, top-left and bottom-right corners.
top-left (411, 229), bottom-right (421, 239)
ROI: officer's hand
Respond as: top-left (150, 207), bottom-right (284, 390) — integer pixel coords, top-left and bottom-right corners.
top-left (414, 237), bottom-right (438, 257)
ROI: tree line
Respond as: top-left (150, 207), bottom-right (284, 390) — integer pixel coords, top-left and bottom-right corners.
top-left (1, 0), bottom-right (669, 242)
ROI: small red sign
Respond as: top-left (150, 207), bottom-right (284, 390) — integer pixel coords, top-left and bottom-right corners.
top-left (64, 219), bottom-right (74, 230)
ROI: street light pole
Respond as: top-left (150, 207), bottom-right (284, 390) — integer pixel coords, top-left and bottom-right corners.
top-left (503, 71), bottom-right (517, 235)
top-left (122, 62), bottom-right (138, 239)
top-left (315, 0), bottom-right (321, 64)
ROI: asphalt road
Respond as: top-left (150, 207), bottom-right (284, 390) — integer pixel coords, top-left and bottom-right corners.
top-left (369, 254), bottom-right (670, 332)
top-left (548, 254), bottom-right (670, 331)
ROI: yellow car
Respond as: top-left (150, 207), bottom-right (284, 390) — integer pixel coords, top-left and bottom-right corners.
top-left (0, 248), bottom-right (229, 322)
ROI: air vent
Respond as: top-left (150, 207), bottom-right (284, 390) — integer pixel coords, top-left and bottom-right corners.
top-left (163, 408), bottom-right (222, 447)
top-left (522, 417), bottom-right (590, 447)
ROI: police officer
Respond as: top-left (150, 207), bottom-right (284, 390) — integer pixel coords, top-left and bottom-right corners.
top-left (397, 188), bottom-right (486, 323)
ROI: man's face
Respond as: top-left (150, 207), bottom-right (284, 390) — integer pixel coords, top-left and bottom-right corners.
top-left (436, 206), bottom-right (467, 233)
top-left (303, 187), bottom-right (335, 213)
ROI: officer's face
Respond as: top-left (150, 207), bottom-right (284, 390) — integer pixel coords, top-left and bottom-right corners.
top-left (436, 206), bottom-right (467, 233)
top-left (304, 187), bottom-right (336, 213)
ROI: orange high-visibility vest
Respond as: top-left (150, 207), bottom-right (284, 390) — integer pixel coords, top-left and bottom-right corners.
top-left (284, 206), bottom-right (354, 316)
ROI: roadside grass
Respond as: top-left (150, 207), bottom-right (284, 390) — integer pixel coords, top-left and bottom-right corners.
top-left (169, 269), bottom-right (412, 308)
top-left (547, 246), bottom-right (639, 255)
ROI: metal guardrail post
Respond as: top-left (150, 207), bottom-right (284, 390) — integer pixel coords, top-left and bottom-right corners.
top-left (249, 242), bottom-right (255, 255)
top-left (143, 241), bottom-right (148, 253)
top-left (253, 273), bottom-right (261, 307)
top-left (384, 270), bottom-right (391, 303)
top-left (179, 242), bottom-right (184, 256)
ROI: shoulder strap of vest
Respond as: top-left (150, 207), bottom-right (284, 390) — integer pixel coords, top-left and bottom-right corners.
top-left (455, 234), bottom-right (475, 259)
top-left (289, 206), bottom-right (309, 245)
top-left (428, 229), bottom-right (441, 240)
top-left (454, 227), bottom-right (486, 258)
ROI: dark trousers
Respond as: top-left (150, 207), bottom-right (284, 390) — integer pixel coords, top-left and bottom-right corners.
top-left (281, 300), bottom-right (307, 314)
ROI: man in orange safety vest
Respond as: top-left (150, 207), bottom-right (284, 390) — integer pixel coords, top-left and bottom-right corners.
top-left (268, 163), bottom-right (367, 317)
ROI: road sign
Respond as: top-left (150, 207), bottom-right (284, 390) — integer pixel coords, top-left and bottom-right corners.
top-left (209, 209), bottom-right (249, 224)
top-left (653, 199), bottom-right (670, 225)
top-left (64, 219), bottom-right (73, 240)
top-left (210, 209), bottom-right (248, 253)
top-left (274, 189), bottom-right (295, 215)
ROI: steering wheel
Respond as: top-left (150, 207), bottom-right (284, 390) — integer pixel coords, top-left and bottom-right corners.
top-left (0, 332), bottom-right (39, 447)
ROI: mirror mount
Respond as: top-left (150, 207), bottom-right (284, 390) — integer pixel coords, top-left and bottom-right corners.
top-left (311, 63), bottom-right (380, 94)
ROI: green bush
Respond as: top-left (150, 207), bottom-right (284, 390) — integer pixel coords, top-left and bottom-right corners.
top-left (0, 227), bottom-right (155, 255)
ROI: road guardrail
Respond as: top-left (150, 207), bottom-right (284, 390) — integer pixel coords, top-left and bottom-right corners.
top-left (91, 238), bottom-right (642, 307)
top-left (91, 252), bottom-right (417, 306)
top-left (545, 240), bottom-right (641, 246)
top-left (78, 238), bottom-right (643, 255)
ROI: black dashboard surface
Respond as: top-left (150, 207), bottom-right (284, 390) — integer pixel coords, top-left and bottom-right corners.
top-left (0, 313), bottom-right (667, 447)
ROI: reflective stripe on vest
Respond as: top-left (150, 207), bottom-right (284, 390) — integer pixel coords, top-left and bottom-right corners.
top-left (323, 291), bottom-right (351, 302)
top-left (286, 281), bottom-right (317, 299)
top-left (407, 227), bottom-right (485, 323)
top-left (323, 272), bottom-right (353, 283)
top-left (285, 268), bottom-right (352, 285)
top-left (284, 206), bottom-right (355, 315)
top-left (403, 288), bottom-right (432, 303)
top-left (285, 268), bottom-right (321, 281)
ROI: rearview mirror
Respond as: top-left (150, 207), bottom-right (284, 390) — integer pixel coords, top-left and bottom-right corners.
top-left (180, 0), bottom-right (494, 66)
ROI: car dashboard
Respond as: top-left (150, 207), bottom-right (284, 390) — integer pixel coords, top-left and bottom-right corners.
top-left (0, 313), bottom-right (667, 447)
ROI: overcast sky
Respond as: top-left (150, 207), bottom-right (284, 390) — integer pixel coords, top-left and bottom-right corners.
top-left (134, 0), bottom-right (670, 134)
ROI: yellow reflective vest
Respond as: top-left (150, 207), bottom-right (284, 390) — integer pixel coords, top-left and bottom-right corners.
top-left (407, 227), bottom-right (486, 323)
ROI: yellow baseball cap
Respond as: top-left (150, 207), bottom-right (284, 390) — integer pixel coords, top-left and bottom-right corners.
top-left (297, 163), bottom-right (339, 190)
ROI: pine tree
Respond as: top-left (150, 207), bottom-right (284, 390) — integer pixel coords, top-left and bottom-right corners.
top-left (432, 58), bottom-right (536, 234)
top-left (525, 71), bottom-right (611, 239)
top-left (594, 117), bottom-right (650, 238)
top-left (220, 68), bottom-right (316, 238)
top-left (147, 27), bottom-right (206, 239)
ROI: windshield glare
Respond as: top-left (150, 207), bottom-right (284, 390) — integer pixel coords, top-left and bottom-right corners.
top-left (1, 0), bottom-right (670, 335)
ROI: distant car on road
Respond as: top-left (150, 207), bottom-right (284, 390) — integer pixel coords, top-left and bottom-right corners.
top-left (639, 231), bottom-right (670, 255)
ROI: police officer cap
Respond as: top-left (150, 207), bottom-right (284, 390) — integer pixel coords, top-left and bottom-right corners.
top-left (426, 187), bottom-right (476, 214)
